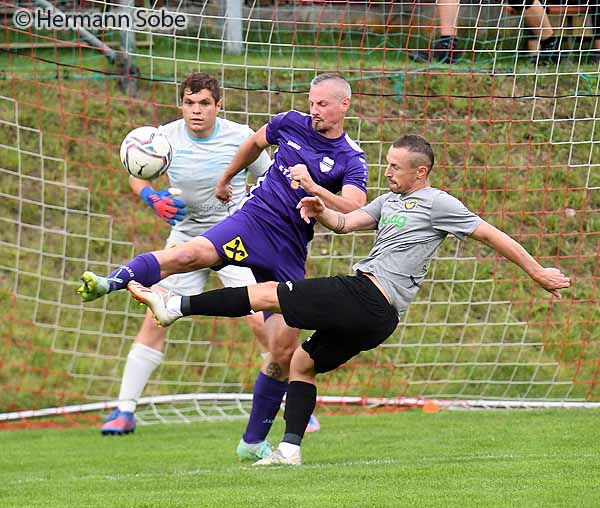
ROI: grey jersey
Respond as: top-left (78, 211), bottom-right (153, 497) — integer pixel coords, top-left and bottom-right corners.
top-left (353, 187), bottom-right (482, 316)
top-left (158, 118), bottom-right (271, 236)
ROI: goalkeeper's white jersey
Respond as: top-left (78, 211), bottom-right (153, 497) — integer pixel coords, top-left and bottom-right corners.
top-left (158, 118), bottom-right (271, 237)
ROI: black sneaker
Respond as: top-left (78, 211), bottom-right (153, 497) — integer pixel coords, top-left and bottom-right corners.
top-left (535, 36), bottom-right (560, 65)
top-left (433, 36), bottom-right (461, 64)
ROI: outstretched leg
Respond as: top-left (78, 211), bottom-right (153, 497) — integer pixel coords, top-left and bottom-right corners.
top-left (77, 237), bottom-right (221, 302)
top-left (127, 280), bottom-right (281, 324)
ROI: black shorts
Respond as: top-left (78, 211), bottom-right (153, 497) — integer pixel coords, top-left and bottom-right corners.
top-left (277, 274), bottom-right (399, 374)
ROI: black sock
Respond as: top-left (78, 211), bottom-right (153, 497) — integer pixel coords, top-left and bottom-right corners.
top-left (181, 287), bottom-right (251, 317)
top-left (282, 381), bottom-right (317, 446)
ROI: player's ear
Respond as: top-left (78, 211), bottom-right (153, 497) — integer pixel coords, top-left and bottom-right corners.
top-left (416, 165), bottom-right (428, 179)
top-left (340, 96), bottom-right (350, 111)
top-left (215, 99), bottom-right (223, 112)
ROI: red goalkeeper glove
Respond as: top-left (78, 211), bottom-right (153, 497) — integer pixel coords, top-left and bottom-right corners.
top-left (140, 187), bottom-right (186, 226)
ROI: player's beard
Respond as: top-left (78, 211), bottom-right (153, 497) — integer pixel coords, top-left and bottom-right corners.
top-left (312, 117), bottom-right (328, 133)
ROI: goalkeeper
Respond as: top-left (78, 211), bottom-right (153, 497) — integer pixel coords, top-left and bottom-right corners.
top-left (128, 134), bottom-right (570, 465)
top-left (100, 73), bottom-right (271, 436)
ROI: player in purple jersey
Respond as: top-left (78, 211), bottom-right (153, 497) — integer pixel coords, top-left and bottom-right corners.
top-left (77, 74), bottom-right (369, 460)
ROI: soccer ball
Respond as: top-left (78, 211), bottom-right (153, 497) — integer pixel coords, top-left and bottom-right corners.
top-left (120, 126), bottom-right (173, 180)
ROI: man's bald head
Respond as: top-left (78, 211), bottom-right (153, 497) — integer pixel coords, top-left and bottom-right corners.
top-left (308, 74), bottom-right (352, 138)
top-left (310, 73), bottom-right (352, 101)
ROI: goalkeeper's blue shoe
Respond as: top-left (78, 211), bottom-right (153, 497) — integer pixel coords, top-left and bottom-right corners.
top-left (101, 409), bottom-right (136, 435)
top-left (77, 271), bottom-right (110, 302)
top-left (236, 438), bottom-right (272, 462)
top-left (305, 414), bottom-right (321, 433)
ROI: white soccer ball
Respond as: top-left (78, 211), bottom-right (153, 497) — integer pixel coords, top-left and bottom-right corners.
top-left (120, 126), bottom-right (173, 180)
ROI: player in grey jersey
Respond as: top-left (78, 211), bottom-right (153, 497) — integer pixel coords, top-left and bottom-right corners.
top-left (127, 134), bottom-right (570, 465)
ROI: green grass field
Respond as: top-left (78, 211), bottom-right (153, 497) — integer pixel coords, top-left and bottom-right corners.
top-left (2, 410), bottom-right (599, 508)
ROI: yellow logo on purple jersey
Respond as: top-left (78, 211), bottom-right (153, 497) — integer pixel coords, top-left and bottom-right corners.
top-left (223, 236), bottom-right (248, 262)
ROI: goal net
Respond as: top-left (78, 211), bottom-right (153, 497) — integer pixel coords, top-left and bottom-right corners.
top-left (1, 0), bottom-right (599, 427)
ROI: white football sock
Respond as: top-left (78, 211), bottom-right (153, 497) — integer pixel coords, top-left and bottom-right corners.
top-left (278, 442), bottom-right (300, 458)
top-left (166, 295), bottom-right (183, 317)
top-left (117, 343), bottom-right (163, 413)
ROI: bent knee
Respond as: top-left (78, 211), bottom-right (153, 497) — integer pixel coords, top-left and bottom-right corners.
top-left (290, 347), bottom-right (315, 377)
top-left (260, 281), bottom-right (280, 306)
top-left (172, 238), bottom-right (220, 271)
top-left (268, 339), bottom-right (297, 364)
top-left (261, 281), bottom-right (280, 292)
top-left (172, 246), bottom-right (198, 271)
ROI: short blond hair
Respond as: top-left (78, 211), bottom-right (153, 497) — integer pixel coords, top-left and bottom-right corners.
top-left (310, 73), bottom-right (352, 100)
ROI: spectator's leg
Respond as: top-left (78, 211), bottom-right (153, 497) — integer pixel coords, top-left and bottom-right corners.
top-left (437, 0), bottom-right (460, 37)
top-left (433, 0), bottom-right (462, 63)
top-left (591, 1), bottom-right (600, 60)
top-left (523, 0), bottom-right (560, 63)
top-left (523, 0), bottom-right (554, 41)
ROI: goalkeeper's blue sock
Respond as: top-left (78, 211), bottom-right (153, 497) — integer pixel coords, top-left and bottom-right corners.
top-left (107, 253), bottom-right (161, 293)
top-left (243, 372), bottom-right (287, 444)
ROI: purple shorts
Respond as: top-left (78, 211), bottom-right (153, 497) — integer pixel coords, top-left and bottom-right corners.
top-left (202, 208), bottom-right (307, 284)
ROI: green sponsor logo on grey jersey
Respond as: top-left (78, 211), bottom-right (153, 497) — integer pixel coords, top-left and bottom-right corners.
top-left (379, 213), bottom-right (407, 229)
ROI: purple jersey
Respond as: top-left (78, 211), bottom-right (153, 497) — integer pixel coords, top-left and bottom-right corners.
top-left (203, 109), bottom-right (368, 285)
top-left (239, 110), bottom-right (368, 246)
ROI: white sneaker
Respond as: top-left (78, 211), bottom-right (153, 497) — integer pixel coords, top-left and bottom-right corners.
top-left (127, 281), bottom-right (181, 327)
top-left (253, 447), bottom-right (302, 466)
